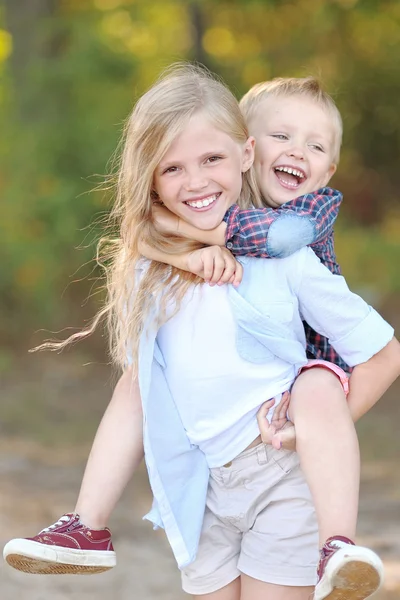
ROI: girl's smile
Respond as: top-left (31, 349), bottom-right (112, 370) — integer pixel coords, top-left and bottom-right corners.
top-left (154, 111), bottom-right (254, 230)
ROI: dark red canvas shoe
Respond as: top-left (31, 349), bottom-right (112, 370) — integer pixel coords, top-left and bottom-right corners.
top-left (3, 513), bottom-right (116, 575)
top-left (315, 535), bottom-right (383, 600)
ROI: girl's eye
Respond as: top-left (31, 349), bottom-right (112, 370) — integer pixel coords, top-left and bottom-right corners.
top-left (163, 166), bottom-right (180, 174)
top-left (272, 134), bottom-right (289, 141)
top-left (310, 144), bottom-right (324, 152)
top-left (206, 155), bottom-right (223, 163)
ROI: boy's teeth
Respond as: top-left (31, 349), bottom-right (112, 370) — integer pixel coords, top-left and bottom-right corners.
top-left (186, 194), bottom-right (218, 208)
top-left (275, 166), bottom-right (304, 178)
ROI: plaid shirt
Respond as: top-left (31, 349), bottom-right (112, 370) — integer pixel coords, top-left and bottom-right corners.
top-left (223, 187), bottom-right (350, 371)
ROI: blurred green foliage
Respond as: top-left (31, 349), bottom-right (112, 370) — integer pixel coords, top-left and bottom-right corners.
top-left (1, 0), bottom-right (399, 345)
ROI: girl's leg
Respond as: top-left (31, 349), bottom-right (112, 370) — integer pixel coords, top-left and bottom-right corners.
top-left (75, 368), bottom-right (144, 527)
top-left (3, 368), bottom-right (143, 574)
top-left (241, 575), bottom-right (313, 600)
top-left (288, 367), bottom-right (359, 544)
top-left (193, 577), bottom-right (241, 600)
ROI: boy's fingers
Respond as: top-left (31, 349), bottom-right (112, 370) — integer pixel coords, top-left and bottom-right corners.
top-left (232, 261), bottom-right (243, 287)
top-left (209, 254), bottom-right (225, 285)
top-left (218, 258), bottom-right (236, 285)
top-left (202, 257), bottom-right (214, 282)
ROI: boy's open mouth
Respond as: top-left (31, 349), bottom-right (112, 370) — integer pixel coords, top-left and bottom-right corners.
top-left (274, 165), bottom-right (306, 189)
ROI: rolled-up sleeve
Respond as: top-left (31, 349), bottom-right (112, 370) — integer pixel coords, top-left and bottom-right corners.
top-left (296, 248), bottom-right (394, 367)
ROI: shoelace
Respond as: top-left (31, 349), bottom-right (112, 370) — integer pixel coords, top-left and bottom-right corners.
top-left (40, 515), bottom-right (75, 533)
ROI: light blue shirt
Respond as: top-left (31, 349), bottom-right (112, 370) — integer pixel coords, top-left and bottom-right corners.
top-left (132, 247), bottom-right (394, 568)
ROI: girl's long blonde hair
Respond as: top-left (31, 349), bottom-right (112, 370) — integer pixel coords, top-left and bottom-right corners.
top-left (40, 63), bottom-right (262, 372)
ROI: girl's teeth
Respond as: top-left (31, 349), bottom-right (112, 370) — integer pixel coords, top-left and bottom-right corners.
top-left (187, 194), bottom-right (218, 208)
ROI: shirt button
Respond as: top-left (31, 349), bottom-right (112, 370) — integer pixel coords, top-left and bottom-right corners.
top-left (227, 242), bottom-right (233, 249)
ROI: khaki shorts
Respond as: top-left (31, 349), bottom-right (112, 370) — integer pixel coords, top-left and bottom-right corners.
top-left (181, 444), bottom-right (318, 595)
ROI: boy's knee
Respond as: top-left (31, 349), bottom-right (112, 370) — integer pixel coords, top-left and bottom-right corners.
top-left (292, 367), bottom-right (345, 400)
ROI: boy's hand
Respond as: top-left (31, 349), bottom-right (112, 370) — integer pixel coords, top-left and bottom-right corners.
top-left (186, 246), bottom-right (243, 287)
top-left (153, 203), bottom-right (180, 235)
top-left (257, 392), bottom-right (296, 451)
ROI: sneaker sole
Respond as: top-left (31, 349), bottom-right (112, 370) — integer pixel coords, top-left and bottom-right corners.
top-left (3, 539), bottom-right (116, 575)
top-left (315, 548), bottom-right (383, 600)
top-left (319, 560), bottom-right (381, 600)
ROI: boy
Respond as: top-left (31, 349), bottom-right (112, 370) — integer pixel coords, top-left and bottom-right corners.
top-left (4, 78), bottom-right (394, 600)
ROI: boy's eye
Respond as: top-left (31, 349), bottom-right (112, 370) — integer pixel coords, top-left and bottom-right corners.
top-left (271, 134), bottom-right (289, 141)
top-left (310, 144), bottom-right (324, 152)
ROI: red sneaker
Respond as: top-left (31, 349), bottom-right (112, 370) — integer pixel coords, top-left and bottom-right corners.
top-left (3, 513), bottom-right (116, 575)
top-left (315, 535), bottom-right (383, 600)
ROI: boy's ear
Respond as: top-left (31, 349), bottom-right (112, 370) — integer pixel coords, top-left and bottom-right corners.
top-left (322, 163), bottom-right (337, 186)
top-left (241, 136), bottom-right (255, 173)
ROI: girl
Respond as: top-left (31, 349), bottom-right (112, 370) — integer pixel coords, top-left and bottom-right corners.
top-left (4, 64), bottom-right (400, 600)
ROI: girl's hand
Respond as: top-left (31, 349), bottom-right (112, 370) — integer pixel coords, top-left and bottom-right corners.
top-left (152, 203), bottom-right (180, 235)
top-left (257, 392), bottom-right (296, 451)
top-left (186, 246), bottom-right (243, 287)
top-left (271, 421), bottom-right (296, 452)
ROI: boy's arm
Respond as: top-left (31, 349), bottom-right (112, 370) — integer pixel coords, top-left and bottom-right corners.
top-left (224, 187), bottom-right (342, 258)
top-left (153, 188), bottom-right (342, 258)
top-left (138, 239), bottom-right (243, 286)
top-left (138, 239), bottom-right (189, 271)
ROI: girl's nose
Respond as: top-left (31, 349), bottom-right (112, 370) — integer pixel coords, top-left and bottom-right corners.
top-left (184, 168), bottom-right (208, 192)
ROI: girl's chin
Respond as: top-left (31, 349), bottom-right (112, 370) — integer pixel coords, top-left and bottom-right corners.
top-left (184, 211), bottom-right (224, 230)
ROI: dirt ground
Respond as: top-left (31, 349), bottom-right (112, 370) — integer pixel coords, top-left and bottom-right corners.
top-left (1, 347), bottom-right (400, 600)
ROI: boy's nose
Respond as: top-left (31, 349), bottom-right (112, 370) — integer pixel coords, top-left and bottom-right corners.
top-left (287, 147), bottom-right (305, 160)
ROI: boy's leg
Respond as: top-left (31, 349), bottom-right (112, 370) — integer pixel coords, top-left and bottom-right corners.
top-left (3, 368), bottom-right (143, 574)
top-left (288, 367), bottom-right (359, 544)
top-left (287, 366), bottom-right (383, 600)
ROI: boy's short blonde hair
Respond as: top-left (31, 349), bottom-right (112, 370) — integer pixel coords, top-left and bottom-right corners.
top-left (240, 76), bottom-right (343, 163)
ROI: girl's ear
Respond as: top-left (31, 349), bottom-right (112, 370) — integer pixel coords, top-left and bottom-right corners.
top-left (241, 136), bottom-right (255, 173)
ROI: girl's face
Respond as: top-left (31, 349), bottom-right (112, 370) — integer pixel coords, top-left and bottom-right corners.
top-left (153, 112), bottom-right (254, 230)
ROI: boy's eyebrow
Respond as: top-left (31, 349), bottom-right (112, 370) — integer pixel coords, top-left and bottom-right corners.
top-left (266, 122), bottom-right (332, 141)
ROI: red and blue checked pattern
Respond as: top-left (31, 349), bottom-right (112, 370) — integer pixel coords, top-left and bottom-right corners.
top-left (223, 188), bottom-right (350, 371)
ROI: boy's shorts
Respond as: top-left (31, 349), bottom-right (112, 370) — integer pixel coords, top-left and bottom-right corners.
top-left (181, 444), bottom-right (318, 595)
top-left (298, 359), bottom-right (349, 396)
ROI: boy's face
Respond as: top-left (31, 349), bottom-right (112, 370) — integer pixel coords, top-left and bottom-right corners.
top-left (248, 95), bottom-right (337, 207)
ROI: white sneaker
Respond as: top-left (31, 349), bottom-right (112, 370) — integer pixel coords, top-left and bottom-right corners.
top-left (315, 535), bottom-right (383, 600)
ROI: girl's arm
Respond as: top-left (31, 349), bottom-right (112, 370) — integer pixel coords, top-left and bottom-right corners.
top-left (345, 337), bottom-right (400, 422)
top-left (153, 187), bottom-right (343, 258)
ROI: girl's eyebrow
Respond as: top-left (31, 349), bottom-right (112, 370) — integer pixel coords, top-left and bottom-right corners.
top-left (158, 160), bottom-right (179, 171)
top-left (158, 150), bottom-right (225, 170)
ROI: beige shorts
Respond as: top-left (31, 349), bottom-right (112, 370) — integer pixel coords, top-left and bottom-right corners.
top-left (181, 444), bottom-right (318, 595)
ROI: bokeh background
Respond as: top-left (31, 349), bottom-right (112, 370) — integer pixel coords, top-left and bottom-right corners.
top-left (0, 1), bottom-right (399, 598)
